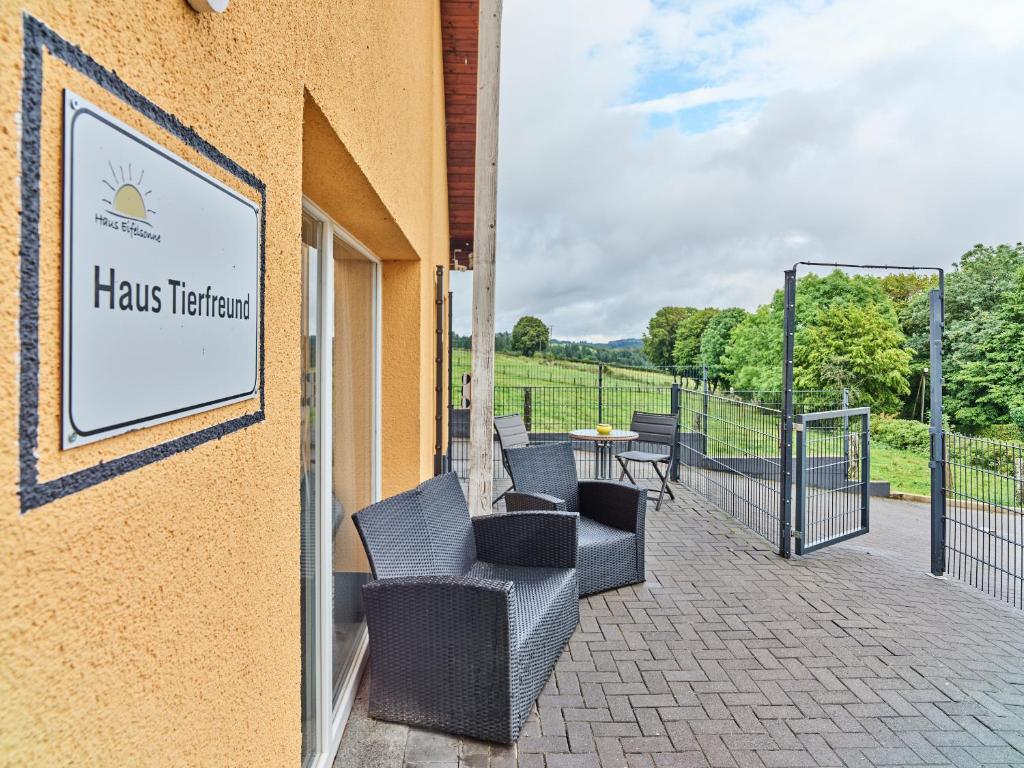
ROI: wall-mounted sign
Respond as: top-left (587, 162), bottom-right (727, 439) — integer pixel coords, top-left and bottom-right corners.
top-left (62, 90), bottom-right (260, 448)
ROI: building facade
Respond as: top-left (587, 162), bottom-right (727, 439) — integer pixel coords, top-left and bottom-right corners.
top-left (0, 2), bottom-right (473, 765)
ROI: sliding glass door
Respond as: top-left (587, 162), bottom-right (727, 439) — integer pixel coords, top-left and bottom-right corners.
top-left (300, 212), bottom-right (322, 768)
top-left (300, 201), bottom-right (380, 767)
top-left (330, 234), bottom-right (377, 699)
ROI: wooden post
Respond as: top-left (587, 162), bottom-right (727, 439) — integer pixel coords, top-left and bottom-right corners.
top-left (523, 387), bottom-right (533, 432)
top-left (467, 0), bottom-right (502, 517)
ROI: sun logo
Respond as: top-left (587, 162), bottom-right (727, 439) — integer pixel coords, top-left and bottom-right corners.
top-left (102, 162), bottom-right (155, 225)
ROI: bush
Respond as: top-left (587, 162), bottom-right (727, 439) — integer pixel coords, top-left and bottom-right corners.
top-left (871, 416), bottom-right (931, 454)
top-left (976, 423), bottom-right (1024, 443)
top-left (872, 418), bottom-right (1024, 476)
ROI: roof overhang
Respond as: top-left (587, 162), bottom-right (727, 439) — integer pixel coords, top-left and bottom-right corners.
top-left (441, 0), bottom-right (478, 270)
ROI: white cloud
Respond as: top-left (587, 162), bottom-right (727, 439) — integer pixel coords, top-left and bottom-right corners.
top-left (451, 0), bottom-right (1024, 341)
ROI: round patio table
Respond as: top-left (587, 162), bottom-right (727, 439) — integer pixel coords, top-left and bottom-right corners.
top-left (569, 429), bottom-right (639, 479)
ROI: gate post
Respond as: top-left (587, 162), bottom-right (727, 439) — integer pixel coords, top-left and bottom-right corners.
top-left (597, 364), bottom-right (604, 424)
top-left (446, 289), bottom-right (454, 473)
top-left (670, 382), bottom-right (681, 481)
top-left (701, 363), bottom-right (710, 450)
top-left (860, 411), bottom-right (870, 532)
top-left (794, 416), bottom-right (806, 556)
top-left (929, 287), bottom-right (945, 576)
top-left (779, 269), bottom-right (797, 558)
top-left (842, 388), bottom-right (851, 479)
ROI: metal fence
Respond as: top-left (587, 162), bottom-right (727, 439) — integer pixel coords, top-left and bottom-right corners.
top-left (942, 432), bottom-right (1024, 609)
top-left (447, 353), bottom-right (848, 535)
top-left (676, 389), bottom-right (785, 544)
top-left (674, 386), bottom-right (845, 548)
top-left (449, 383), bottom-right (676, 482)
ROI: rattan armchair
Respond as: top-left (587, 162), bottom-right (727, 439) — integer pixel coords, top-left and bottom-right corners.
top-left (503, 441), bottom-right (646, 596)
top-left (352, 472), bottom-right (579, 744)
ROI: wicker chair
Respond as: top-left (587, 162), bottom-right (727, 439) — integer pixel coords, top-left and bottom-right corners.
top-left (615, 411), bottom-right (679, 510)
top-left (352, 472), bottom-right (579, 744)
top-left (503, 442), bottom-right (645, 596)
top-left (493, 413), bottom-right (530, 504)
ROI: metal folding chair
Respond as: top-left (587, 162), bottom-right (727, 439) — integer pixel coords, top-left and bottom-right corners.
top-left (614, 411), bottom-right (678, 510)
top-left (493, 413), bottom-right (530, 505)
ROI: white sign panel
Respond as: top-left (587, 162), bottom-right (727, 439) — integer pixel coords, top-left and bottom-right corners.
top-left (62, 90), bottom-right (260, 448)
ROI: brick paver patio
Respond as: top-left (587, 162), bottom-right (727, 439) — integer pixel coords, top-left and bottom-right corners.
top-left (336, 483), bottom-right (1024, 768)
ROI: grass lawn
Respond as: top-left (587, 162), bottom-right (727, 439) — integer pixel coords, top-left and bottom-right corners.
top-left (871, 444), bottom-right (931, 496)
top-left (452, 349), bottom-right (684, 433)
top-left (451, 349), bottom-right (678, 390)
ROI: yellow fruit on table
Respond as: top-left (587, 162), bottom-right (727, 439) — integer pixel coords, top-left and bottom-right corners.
top-left (596, 423), bottom-right (612, 435)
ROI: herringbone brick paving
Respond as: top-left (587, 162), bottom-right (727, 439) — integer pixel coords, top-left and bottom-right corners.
top-left (336, 484), bottom-right (1024, 768)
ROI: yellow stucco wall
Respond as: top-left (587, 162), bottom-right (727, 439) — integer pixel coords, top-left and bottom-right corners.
top-left (0, 2), bottom-right (450, 766)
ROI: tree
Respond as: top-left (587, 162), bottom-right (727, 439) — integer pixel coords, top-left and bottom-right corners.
top-left (510, 316), bottom-right (549, 357)
top-left (642, 307), bottom-right (694, 369)
top-left (721, 304), bottom-right (783, 392)
top-left (944, 255), bottom-right (1024, 432)
top-left (721, 270), bottom-right (910, 407)
top-left (546, 340), bottom-right (648, 367)
top-left (794, 301), bottom-right (911, 411)
top-left (494, 331), bottom-right (513, 353)
top-left (795, 271), bottom-right (900, 326)
top-left (672, 308), bottom-right (719, 369)
top-left (698, 308), bottom-right (749, 389)
top-left (879, 272), bottom-right (937, 313)
top-left (937, 244), bottom-right (1024, 430)
top-left (983, 273), bottom-right (1024, 434)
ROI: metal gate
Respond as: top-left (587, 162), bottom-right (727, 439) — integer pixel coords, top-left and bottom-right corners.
top-left (794, 407), bottom-right (870, 555)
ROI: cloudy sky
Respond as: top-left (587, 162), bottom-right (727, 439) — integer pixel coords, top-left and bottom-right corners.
top-left (450, 0), bottom-right (1024, 342)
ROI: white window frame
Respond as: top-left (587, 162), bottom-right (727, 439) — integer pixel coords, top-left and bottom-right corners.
top-left (302, 197), bottom-right (382, 768)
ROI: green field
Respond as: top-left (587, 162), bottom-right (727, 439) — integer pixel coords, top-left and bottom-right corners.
top-left (451, 348), bottom-right (676, 389)
top-left (452, 350), bottom-right (684, 434)
top-left (453, 350), bottom-right (942, 498)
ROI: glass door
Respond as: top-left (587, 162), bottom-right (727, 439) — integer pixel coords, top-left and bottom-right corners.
top-left (330, 234), bottom-right (377, 700)
top-left (300, 201), bottom-right (380, 768)
top-left (299, 212), bottom-right (321, 768)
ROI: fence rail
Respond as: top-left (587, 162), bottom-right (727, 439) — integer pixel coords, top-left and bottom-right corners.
top-left (942, 432), bottom-right (1024, 609)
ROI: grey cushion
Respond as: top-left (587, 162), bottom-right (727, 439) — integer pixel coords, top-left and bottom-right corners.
top-left (468, 562), bottom-right (577, 651)
top-left (577, 517), bottom-right (640, 596)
